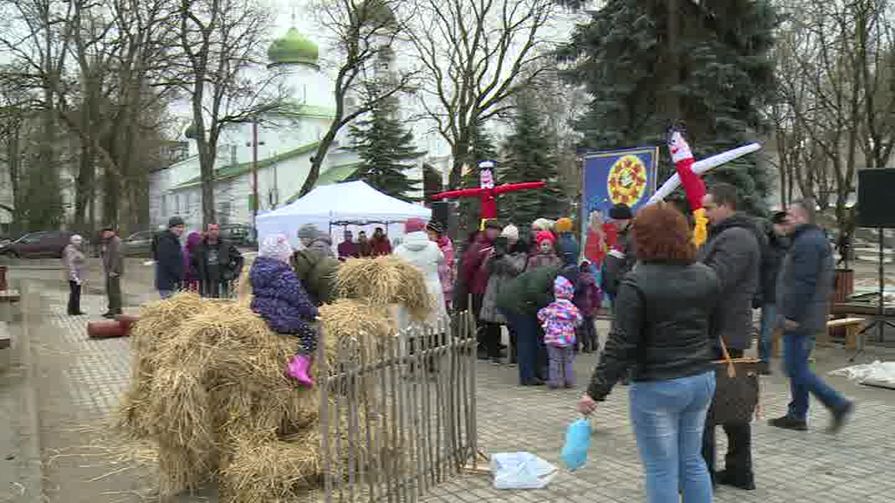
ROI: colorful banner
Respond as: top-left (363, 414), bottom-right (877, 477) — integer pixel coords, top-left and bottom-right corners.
top-left (580, 147), bottom-right (658, 269)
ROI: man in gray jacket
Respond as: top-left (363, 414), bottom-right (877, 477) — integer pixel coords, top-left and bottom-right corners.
top-left (770, 199), bottom-right (853, 432)
top-left (698, 183), bottom-right (762, 491)
top-left (100, 225), bottom-right (124, 318)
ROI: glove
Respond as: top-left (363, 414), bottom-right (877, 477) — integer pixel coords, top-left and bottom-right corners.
top-left (286, 353), bottom-right (314, 388)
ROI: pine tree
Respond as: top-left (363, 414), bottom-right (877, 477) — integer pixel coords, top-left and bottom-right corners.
top-left (562, 0), bottom-right (777, 214)
top-left (499, 94), bottom-right (566, 226)
top-left (349, 98), bottom-right (424, 202)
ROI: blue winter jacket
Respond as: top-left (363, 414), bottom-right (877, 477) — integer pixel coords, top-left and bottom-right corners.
top-left (777, 224), bottom-right (834, 335)
top-left (250, 256), bottom-right (318, 334)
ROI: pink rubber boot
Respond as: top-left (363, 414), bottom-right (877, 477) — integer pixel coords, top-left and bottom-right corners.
top-left (286, 353), bottom-right (314, 388)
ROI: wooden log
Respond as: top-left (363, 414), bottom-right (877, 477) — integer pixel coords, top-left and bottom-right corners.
top-left (87, 320), bottom-right (128, 339)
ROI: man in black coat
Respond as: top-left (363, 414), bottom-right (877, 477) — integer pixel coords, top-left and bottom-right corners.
top-left (770, 199), bottom-right (853, 433)
top-left (155, 216), bottom-right (185, 298)
top-left (192, 223), bottom-right (243, 298)
top-left (698, 183), bottom-right (762, 491)
top-left (756, 212), bottom-right (790, 374)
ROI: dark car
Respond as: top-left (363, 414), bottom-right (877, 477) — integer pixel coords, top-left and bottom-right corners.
top-left (219, 224), bottom-right (256, 246)
top-left (0, 231), bottom-right (74, 258)
top-left (122, 230), bottom-right (157, 257)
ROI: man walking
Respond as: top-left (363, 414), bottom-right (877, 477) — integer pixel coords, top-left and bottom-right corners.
top-left (100, 226), bottom-right (124, 318)
top-left (698, 183), bottom-right (762, 490)
top-left (770, 199), bottom-right (854, 432)
top-left (156, 217), bottom-right (185, 299)
top-left (194, 223), bottom-right (243, 298)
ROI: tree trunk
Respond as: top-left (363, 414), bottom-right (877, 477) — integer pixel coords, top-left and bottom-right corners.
top-left (299, 125), bottom-right (341, 197)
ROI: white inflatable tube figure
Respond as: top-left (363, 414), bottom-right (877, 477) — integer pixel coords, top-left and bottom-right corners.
top-left (647, 143), bottom-right (761, 205)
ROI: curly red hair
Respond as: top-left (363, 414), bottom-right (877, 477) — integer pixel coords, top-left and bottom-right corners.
top-left (632, 203), bottom-right (696, 263)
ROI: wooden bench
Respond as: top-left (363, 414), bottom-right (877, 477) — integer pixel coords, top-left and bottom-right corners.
top-left (824, 317), bottom-right (866, 349)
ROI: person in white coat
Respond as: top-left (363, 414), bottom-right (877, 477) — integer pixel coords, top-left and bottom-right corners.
top-left (394, 218), bottom-right (448, 327)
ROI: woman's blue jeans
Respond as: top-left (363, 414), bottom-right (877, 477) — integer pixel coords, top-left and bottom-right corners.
top-left (630, 371), bottom-right (716, 503)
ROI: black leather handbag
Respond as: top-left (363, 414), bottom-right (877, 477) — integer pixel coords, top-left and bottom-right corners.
top-left (707, 338), bottom-right (760, 425)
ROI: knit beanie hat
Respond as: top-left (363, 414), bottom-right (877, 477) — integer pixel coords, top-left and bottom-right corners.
top-left (500, 224), bottom-right (519, 241)
top-left (609, 204), bottom-right (633, 220)
top-left (168, 216), bottom-right (185, 228)
top-left (535, 230), bottom-right (556, 245)
top-left (531, 218), bottom-right (554, 231)
top-left (405, 218), bottom-right (427, 233)
top-left (297, 223), bottom-right (320, 241)
top-left (553, 275), bottom-right (574, 300)
top-left (260, 234), bottom-right (294, 263)
top-left (554, 217), bottom-right (574, 233)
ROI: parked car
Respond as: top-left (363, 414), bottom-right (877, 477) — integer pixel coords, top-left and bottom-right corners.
top-left (0, 231), bottom-right (74, 258)
top-left (122, 230), bottom-right (157, 257)
top-left (220, 224), bottom-right (256, 246)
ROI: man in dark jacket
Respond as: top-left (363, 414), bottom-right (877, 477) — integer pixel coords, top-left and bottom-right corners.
top-left (155, 216), bottom-right (186, 298)
top-left (756, 212), bottom-right (790, 373)
top-left (193, 223), bottom-right (243, 298)
top-left (602, 203), bottom-right (636, 300)
top-left (496, 265), bottom-right (561, 385)
top-left (462, 220), bottom-right (502, 360)
top-left (770, 199), bottom-right (853, 433)
top-left (697, 183), bottom-right (761, 491)
top-left (100, 226), bottom-right (124, 318)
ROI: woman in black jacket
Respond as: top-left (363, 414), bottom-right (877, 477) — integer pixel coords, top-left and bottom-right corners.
top-left (577, 203), bottom-right (721, 503)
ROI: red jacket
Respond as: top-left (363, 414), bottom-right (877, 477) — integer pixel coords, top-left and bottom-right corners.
top-left (370, 236), bottom-right (392, 256)
top-left (461, 236), bottom-right (494, 295)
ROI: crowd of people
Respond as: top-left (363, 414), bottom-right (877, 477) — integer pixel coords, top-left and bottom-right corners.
top-left (576, 184), bottom-right (854, 503)
top-left (60, 184), bottom-right (856, 502)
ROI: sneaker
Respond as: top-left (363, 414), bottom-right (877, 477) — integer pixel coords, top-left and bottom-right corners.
top-left (829, 401), bottom-right (854, 434)
top-left (521, 378), bottom-right (544, 386)
top-left (769, 415), bottom-right (808, 431)
top-left (490, 357), bottom-right (502, 365)
top-left (101, 312), bottom-right (116, 319)
top-left (717, 470), bottom-right (755, 491)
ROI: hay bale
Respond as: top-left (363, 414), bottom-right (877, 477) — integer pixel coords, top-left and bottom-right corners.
top-left (336, 256), bottom-right (432, 320)
top-left (117, 277), bottom-right (410, 500)
top-left (220, 431), bottom-right (321, 503)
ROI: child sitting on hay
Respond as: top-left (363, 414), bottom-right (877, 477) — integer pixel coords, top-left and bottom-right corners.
top-left (251, 234), bottom-right (319, 387)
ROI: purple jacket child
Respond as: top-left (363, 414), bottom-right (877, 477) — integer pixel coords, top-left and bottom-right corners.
top-left (250, 234), bottom-right (319, 388)
top-left (250, 256), bottom-right (318, 335)
top-left (183, 231), bottom-right (203, 291)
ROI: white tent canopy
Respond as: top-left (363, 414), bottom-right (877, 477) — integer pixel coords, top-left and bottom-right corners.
top-left (255, 181), bottom-right (432, 247)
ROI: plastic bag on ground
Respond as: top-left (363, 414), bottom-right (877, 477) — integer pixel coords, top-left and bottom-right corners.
top-left (490, 452), bottom-right (558, 490)
top-left (561, 418), bottom-right (591, 471)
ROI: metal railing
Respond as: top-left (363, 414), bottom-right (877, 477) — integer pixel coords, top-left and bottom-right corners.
top-left (318, 311), bottom-right (478, 502)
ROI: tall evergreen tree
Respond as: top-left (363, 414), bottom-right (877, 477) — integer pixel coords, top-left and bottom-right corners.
top-left (499, 94), bottom-right (566, 226)
top-left (349, 98), bottom-right (424, 202)
top-left (562, 0), bottom-right (777, 214)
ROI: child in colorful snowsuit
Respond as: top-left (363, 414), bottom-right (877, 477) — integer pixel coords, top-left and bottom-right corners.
top-left (538, 276), bottom-right (582, 388)
top-left (250, 234), bottom-right (319, 387)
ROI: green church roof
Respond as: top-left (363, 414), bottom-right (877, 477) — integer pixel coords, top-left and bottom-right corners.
top-left (267, 28), bottom-right (319, 68)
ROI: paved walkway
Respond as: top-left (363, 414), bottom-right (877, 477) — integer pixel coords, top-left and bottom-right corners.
top-left (2, 274), bottom-right (894, 502)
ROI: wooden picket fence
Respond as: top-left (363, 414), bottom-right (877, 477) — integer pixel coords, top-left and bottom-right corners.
top-left (317, 311), bottom-right (479, 502)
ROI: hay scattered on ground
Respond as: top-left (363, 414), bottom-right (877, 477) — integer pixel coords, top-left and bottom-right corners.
top-left (336, 256), bottom-right (432, 320)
